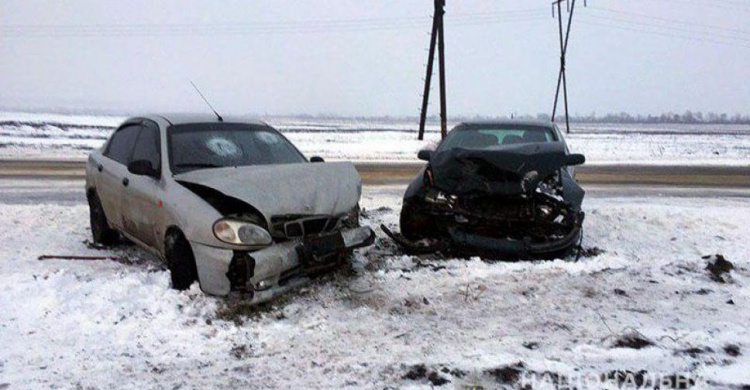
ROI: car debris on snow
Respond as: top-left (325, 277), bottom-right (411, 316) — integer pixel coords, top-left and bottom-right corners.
top-left (704, 254), bottom-right (734, 283)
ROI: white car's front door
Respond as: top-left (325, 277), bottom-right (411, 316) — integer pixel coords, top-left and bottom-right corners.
top-left (120, 123), bottom-right (162, 249)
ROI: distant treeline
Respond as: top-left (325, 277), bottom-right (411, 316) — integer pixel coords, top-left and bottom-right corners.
top-left (2, 108), bottom-right (748, 125)
top-left (546, 111), bottom-right (750, 124)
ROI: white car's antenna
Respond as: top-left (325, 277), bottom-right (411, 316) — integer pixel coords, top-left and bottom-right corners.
top-left (190, 80), bottom-right (224, 122)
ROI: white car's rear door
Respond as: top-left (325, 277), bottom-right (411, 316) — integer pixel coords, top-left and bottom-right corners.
top-left (98, 124), bottom-right (141, 230)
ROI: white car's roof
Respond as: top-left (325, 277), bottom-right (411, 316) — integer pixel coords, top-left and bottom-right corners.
top-left (136, 113), bottom-right (267, 127)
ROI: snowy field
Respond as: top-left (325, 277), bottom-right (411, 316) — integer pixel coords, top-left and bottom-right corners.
top-left (1, 111), bottom-right (749, 166)
top-left (0, 186), bottom-right (748, 389)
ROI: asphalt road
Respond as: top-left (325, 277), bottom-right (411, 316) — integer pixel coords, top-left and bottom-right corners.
top-left (0, 178), bottom-right (747, 206)
top-left (0, 159), bottom-right (747, 205)
top-left (1, 159), bottom-right (749, 187)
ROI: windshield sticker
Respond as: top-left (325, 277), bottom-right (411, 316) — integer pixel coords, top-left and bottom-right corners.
top-left (206, 137), bottom-right (241, 157)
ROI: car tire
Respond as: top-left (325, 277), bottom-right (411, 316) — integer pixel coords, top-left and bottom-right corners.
top-left (88, 193), bottom-right (119, 245)
top-left (400, 201), bottom-right (430, 241)
top-left (165, 230), bottom-right (199, 291)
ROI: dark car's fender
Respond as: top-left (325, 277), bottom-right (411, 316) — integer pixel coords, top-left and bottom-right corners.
top-left (403, 165), bottom-right (428, 202)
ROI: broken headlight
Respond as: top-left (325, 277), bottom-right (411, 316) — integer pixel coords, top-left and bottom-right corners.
top-left (424, 188), bottom-right (456, 209)
top-left (536, 170), bottom-right (563, 197)
top-left (521, 170), bottom-right (539, 193)
top-left (213, 219), bottom-right (273, 246)
top-left (537, 205), bottom-right (553, 219)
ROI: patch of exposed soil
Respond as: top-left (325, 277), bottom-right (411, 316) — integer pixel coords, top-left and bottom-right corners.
top-left (613, 333), bottom-right (656, 349)
top-left (402, 364), bottom-right (451, 386)
top-left (703, 254), bottom-right (734, 283)
top-left (724, 344), bottom-right (741, 357)
top-left (675, 347), bottom-right (713, 358)
top-left (578, 246), bottom-right (606, 258)
top-left (484, 362), bottom-right (525, 384)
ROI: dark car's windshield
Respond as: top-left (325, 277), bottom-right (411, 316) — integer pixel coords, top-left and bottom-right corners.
top-left (438, 124), bottom-right (557, 153)
top-left (168, 123), bottom-right (306, 174)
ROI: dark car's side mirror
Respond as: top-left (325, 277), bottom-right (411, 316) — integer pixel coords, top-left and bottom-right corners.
top-left (566, 153), bottom-right (586, 166)
top-left (417, 149), bottom-right (434, 161)
top-left (310, 156), bottom-right (325, 163)
top-left (128, 160), bottom-right (159, 178)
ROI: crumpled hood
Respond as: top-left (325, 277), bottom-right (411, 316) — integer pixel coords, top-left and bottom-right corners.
top-left (174, 162), bottom-right (361, 223)
top-left (431, 142), bottom-right (572, 196)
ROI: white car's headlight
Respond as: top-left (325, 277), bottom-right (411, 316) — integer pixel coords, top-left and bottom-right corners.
top-left (213, 219), bottom-right (272, 246)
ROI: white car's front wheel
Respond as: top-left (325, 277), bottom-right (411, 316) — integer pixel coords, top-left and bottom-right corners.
top-left (165, 230), bottom-right (199, 290)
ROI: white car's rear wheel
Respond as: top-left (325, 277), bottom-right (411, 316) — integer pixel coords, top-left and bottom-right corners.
top-left (88, 193), bottom-right (119, 245)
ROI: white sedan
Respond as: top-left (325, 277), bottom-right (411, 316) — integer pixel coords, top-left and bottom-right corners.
top-left (85, 114), bottom-right (374, 303)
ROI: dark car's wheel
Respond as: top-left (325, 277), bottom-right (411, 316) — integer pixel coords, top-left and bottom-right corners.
top-left (400, 201), bottom-right (431, 241)
top-left (165, 230), bottom-right (199, 291)
top-left (88, 192), bottom-right (119, 245)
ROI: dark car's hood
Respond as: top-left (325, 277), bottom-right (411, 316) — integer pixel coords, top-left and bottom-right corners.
top-left (430, 142), bottom-right (572, 196)
top-left (174, 162), bottom-right (361, 223)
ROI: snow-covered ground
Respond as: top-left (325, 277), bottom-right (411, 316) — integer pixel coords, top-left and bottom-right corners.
top-left (1, 111), bottom-right (749, 166)
top-left (0, 186), bottom-right (748, 389)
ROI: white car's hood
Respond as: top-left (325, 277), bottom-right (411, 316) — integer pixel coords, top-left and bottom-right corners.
top-left (174, 162), bottom-right (361, 223)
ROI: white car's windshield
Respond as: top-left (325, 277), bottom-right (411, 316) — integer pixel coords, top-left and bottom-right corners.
top-left (438, 124), bottom-right (557, 152)
top-left (168, 123), bottom-right (306, 174)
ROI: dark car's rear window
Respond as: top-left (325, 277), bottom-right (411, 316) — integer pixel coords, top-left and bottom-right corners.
top-left (168, 123), bottom-right (306, 174)
top-left (438, 124), bottom-right (557, 152)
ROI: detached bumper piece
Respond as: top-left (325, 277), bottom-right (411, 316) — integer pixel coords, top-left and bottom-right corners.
top-left (227, 226), bottom-right (375, 304)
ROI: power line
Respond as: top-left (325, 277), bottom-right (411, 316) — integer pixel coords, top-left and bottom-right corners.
top-left (587, 6), bottom-right (750, 36)
top-left (639, 0), bottom-right (750, 12)
top-left (577, 19), bottom-right (750, 49)
top-left (579, 13), bottom-right (750, 44)
top-left (2, 10), bottom-right (550, 38)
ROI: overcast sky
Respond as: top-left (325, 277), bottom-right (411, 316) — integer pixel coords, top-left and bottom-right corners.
top-left (1, 0), bottom-right (748, 117)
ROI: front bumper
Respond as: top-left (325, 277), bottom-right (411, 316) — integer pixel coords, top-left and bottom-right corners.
top-left (448, 223), bottom-right (582, 259)
top-left (191, 226), bottom-right (375, 303)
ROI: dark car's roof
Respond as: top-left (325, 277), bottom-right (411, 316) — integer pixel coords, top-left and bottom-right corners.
top-left (458, 119), bottom-right (556, 128)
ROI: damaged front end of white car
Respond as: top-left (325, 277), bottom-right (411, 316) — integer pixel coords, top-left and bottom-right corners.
top-left (174, 162), bottom-right (375, 304)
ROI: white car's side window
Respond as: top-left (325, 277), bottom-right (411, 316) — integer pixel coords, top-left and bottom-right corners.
top-left (104, 125), bottom-right (141, 165)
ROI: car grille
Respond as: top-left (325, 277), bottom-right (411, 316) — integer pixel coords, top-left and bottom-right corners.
top-left (461, 197), bottom-right (531, 220)
top-left (271, 215), bottom-right (340, 238)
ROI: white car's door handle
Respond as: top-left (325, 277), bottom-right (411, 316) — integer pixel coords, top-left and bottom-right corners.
top-left (122, 177), bottom-right (129, 187)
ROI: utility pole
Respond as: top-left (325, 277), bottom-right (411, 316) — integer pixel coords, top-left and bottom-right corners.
top-left (418, 0), bottom-right (447, 140)
top-left (436, 0), bottom-right (448, 140)
top-left (551, 0), bottom-right (580, 134)
top-left (418, 1), bottom-right (439, 140)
